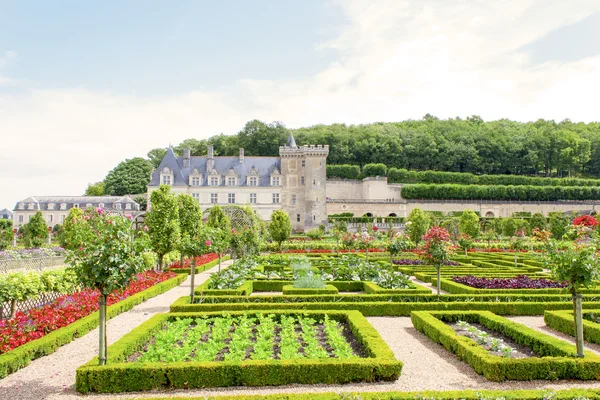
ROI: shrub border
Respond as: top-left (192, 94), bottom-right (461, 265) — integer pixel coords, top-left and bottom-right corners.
top-left (0, 273), bottom-right (187, 379)
top-left (411, 310), bottom-right (600, 381)
top-left (545, 309), bottom-right (600, 345)
top-left (282, 284), bottom-right (339, 295)
top-left (431, 277), bottom-right (600, 295)
top-left (75, 310), bottom-right (402, 393)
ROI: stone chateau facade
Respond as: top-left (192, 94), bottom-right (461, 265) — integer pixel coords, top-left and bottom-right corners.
top-left (147, 133), bottom-right (329, 230)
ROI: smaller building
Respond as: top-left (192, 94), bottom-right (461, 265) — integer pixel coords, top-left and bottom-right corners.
top-left (0, 208), bottom-right (12, 220)
top-left (12, 196), bottom-right (140, 228)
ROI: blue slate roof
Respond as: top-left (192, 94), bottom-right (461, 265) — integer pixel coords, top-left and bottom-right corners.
top-left (149, 148), bottom-right (281, 187)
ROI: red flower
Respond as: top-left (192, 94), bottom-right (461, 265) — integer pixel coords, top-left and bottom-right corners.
top-left (574, 215), bottom-right (598, 228)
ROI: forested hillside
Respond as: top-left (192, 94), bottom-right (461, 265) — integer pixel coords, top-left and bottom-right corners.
top-left (147, 117), bottom-right (600, 178)
top-left (92, 116), bottom-right (600, 196)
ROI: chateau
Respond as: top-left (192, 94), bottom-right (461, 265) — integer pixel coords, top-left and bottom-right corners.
top-left (148, 133), bottom-right (329, 230)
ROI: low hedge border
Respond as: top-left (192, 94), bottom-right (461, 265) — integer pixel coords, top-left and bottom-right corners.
top-left (196, 280), bottom-right (253, 296)
top-left (172, 296), bottom-right (600, 316)
top-left (0, 273), bottom-right (187, 379)
top-left (431, 277), bottom-right (600, 295)
top-left (411, 310), bottom-right (600, 381)
top-left (414, 272), bottom-right (549, 283)
top-left (166, 256), bottom-right (231, 274)
top-left (75, 310), bottom-right (402, 393)
top-left (545, 309), bottom-right (600, 345)
top-left (130, 388), bottom-right (600, 400)
top-left (282, 284), bottom-right (339, 295)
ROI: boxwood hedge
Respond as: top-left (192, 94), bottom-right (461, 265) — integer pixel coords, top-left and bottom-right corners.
top-left (545, 309), bottom-right (600, 345)
top-left (75, 310), bottom-right (401, 393)
top-left (411, 310), bottom-right (600, 381)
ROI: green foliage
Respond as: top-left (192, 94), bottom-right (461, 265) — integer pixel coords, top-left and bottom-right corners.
top-left (22, 211), bottom-right (47, 248)
top-left (84, 181), bottom-right (104, 196)
top-left (306, 228), bottom-right (325, 240)
top-left (103, 157), bottom-right (153, 196)
top-left (387, 234), bottom-right (414, 256)
top-left (545, 242), bottom-right (600, 295)
top-left (459, 210), bottom-right (480, 238)
top-left (402, 184), bottom-right (600, 201)
top-left (61, 208), bottom-right (84, 250)
top-left (406, 208), bottom-right (429, 244)
top-left (530, 212), bottom-right (548, 231)
top-left (326, 164), bottom-right (361, 179)
top-left (205, 206), bottom-right (232, 255)
top-left (550, 213), bottom-right (571, 239)
top-left (0, 219), bottom-right (13, 250)
top-left (412, 310), bottom-right (600, 381)
top-left (177, 193), bottom-right (202, 238)
top-left (362, 163), bottom-right (387, 177)
top-left (501, 218), bottom-right (517, 237)
top-left (75, 310), bottom-right (401, 392)
top-left (146, 185), bottom-right (181, 266)
top-left (268, 210), bottom-right (292, 250)
top-left (0, 274), bottom-right (185, 379)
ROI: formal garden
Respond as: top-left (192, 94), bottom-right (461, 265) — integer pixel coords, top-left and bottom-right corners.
top-left (3, 187), bottom-right (600, 399)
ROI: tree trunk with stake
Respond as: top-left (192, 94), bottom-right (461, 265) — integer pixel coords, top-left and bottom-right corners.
top-left (436, 264), bottom-right (441, 299)
top-left (573, 292), bottom-right (585, 357)
top-left (218, 253), bottom-right (222, 272)
top-left (99, 294), bottom-right (107, 365)
top-left (190, 258), bottom-right (196, 304)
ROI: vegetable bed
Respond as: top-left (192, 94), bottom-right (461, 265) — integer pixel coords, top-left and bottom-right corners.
top-left (76, 310), bottom-right (401, 392)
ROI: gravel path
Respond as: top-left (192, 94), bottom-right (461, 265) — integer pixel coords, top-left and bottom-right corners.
top-left (6, 284), bottom-right (600, 399)
top-left (508, 315), bottom-right (600, 355)
top-left (410, 276), bottom-right (449, 294)
top-left (0, 260), bottom-right (233, 400)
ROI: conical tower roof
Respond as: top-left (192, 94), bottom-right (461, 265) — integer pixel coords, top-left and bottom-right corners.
top-left (287, 131), bottom-right (297, 148)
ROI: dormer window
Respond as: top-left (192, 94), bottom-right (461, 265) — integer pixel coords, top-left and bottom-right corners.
top-left (271, 176), bottom-right (280, 186)
top-left (99, 203), bottom-right (104, 208)
top-left (60, 203), bottom-right (67, 210)
top-left (210, 176), bottom-right (219, 186)
top-left (227, 177), bottom-right (236, 186)
top-left (249, 176), bottom-right (258, 186)
top-left (160, 166), bottom-right (174, 186)
top-left (18, 203), bottom-right (24, 210)
top-left (125, 203), bottom-right (131, 210)
top-left (27, 203), bottom-right (35, 210)
top-left (115, 203), bottom-right (122, 210)
top-left (47, 203), bottom-right (55, 210)
top-left (189, 169), bottom-right (202, 186)
top-left (191, 177), bottom-right (200, 186)
top-left (86, 203), bottom-right (93, 209)
top-left (73, 204), bottom-right (80, 209)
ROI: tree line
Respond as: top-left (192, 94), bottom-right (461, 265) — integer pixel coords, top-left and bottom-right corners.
top-left (88, 116), bottom-right (600, 197)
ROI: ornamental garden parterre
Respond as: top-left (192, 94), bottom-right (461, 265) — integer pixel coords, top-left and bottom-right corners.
top-left (5, 195), bottom-right (600, 399)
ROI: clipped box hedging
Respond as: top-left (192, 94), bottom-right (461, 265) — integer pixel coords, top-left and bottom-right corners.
top-left (282, 284), bottom-right (339, 295)
top-left (411, 310), bottom-right (600, 381)
top-left (75, 310), bottom-right (402, 393)
top-left (431, 277), bottom-right (600, 295)
top-left (171, 295), bottom-right (600, 316)
top-left (545, 309), bottom-right (600, 345)
top-left (195, 280), bottom-right (253, 296)
top-left (130, 388), bottom-right (600, 400)
top-left (0, 273), bottom-right (186, 379)
top-left (166, 256), bottom-right (230, 274)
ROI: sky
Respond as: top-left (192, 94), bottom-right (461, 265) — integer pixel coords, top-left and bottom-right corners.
top-left (1, 0), bottom-right (600, 210)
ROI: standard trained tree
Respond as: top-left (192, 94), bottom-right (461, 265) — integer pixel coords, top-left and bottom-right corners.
top-left (205, 205), bottom-right (232, 271)
top-left (269, 210), bottom-right (292, 252)
top-left (22, 211), bottom-right (48, 248)
top-left (66, 207), bottom-right (147, 365)
top-left (459, 210), bottom-right (480, 238)
top-left (406, 208), bottom-right (429, 244)
top-left (146, 185), bottom-right (180, 270)
top-left (179, 226), bottom-right (214, 303)
top-left (177, 193), bottom-right (203, 267)
top-left (545, 241), bottom-right (600, 357)
top-left (420, 226), bottom-right (454, 298)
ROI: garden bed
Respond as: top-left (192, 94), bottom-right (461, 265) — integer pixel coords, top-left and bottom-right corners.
top-left (75, 310), bottom-right (402, 392)
top-left (431, 277), bottom-right (600, 295)
top-left (545, 309), bottom-right (600, 345)
top-left (411, 310), bottom-right (600, 381)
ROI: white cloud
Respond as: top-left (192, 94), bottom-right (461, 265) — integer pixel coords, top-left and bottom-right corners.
top-left (2, 1), bottom-right (600, 209)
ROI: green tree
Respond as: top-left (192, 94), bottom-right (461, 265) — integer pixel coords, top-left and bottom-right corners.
top-left (501, 217), bottom-right (517, 237)
top-left (458, 210), bottom-right (480, 238)
top-left (147, 148), bottom-right (167, 169)
top-left (22, 211), bottom-right (48, 248)
top-left (84, 181), bottom-right (105, 196)
top-left (457, 234), bottom-right (474, 257)
top-left (420, 226), bottom-right (454, 298)
top-left (104, 157), bottom-right (153, 195)
top-left (549, 212), bottom-right (570, 239)
top-left (65, 207), bottom-right (147, 365)
top-left (406, 208), bottom-right (429, 244)
top-left (387, 234), bottom-right (413, 266)
top-left (0, 219), bottom-right (13, 250)
top-left (177, 194), bottom-right (202, 238)
top-left (530, 212), bottom-right (548, 231)
top-left (544, 242), bottom-right (600, 357)
top-left (205, 205), bottom-right (232, 271)
top-left (146, 185), bottom-right (180, 270)
top-left (268, 210), bottom-right (292, 251)
top-left (179, 225), bottom-right (214, 303)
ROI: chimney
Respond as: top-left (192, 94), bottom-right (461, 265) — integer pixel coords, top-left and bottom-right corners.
top-left (239, 148), bottom-right (244, 164)
top-left (183, 148), bottom-right (190, 168)
top-left (207, 145), bottom-right (214, 173)
top-left (207, 145), bottom-right (214, 159)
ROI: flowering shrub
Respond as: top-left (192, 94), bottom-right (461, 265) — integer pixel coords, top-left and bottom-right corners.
top-left (0, 271), bottom-right (175, 354)
top-left (420, 226), bottom-right (454, 297)
top-left (452, 275), bottom-right (566, 289)
top-left (168, 253), bottom-right (219, 269)
top-left (573, 215), bottom-right (598, 228)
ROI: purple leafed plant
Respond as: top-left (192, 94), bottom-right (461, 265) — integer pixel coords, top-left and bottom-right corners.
top-left (452, 275), bottom-right (566, 289)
